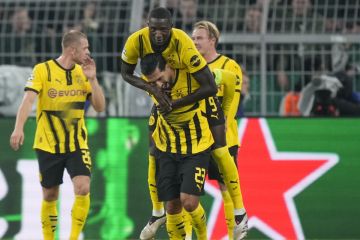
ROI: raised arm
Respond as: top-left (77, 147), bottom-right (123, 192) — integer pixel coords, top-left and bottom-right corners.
top-left (82, 58), bottom-right (106, 112)
top-left (171, 66), bottom-right (217, 108)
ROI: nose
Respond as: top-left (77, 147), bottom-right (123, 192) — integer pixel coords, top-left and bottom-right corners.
top-left (154, 31), bottom-right (162, 38)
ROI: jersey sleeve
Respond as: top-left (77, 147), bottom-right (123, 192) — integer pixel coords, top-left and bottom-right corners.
top-left (121, 32), bottom-right (140, 65)
top-left (215, 69), bottom-right (235, 116)
top-left (227, 60), bottom-right (243, 91)
top-left (179, 32), bottom-right (207, 73)
top-left (24, 63), bottom-right (44, 93)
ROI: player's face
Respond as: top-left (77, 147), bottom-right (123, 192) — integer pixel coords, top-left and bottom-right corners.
top-left (148, 18), bottom-right (172, 46)
top-left (146, 65), bottom-right (173, 90)
top-left (192, 28), bottom-right (214, 56)
top-left (73, 38), bottom-right (91, 65)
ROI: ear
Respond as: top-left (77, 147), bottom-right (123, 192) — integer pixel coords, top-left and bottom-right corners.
top-left (71, 46), bottom-right (77, 56)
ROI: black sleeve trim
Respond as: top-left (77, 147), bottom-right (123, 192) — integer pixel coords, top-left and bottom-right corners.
top-left (24, 87), bottom-right (39, 94)
top-left (121, 59), bottom-right (137, 67)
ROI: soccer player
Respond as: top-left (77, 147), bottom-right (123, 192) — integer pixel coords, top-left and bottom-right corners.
top-left (192, 20), bottom-right (248, 239)
top-left (121, 7), bottom-right (216, 115)
top-left (9, 30), bottom-right (105, 240)
top-left (141, 53), bottom-right (214, 239)
top-left (143, 19), bottom-right (249, 240)
top-left (120, 7), bottom-right (216, 239)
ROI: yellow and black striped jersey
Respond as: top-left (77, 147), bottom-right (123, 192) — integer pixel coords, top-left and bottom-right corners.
top-left (213, 69), bottom-right (236, 116)
top-left (25, 59), bottom-right (92, 153)
top-left (208, 55), bottom-right (243, 147)
top-left (121, 27), bottom-right (207, 73)
top-left (151, 69), bottom-right (213, 154)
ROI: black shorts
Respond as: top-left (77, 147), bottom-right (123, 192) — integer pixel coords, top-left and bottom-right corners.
top-left (205, 96), bottom-right (225, 127)
top-left (154, 148), bottom-right (211, 201)
top-left (208, 145), bottom-right (239, 183)
top-left (36, 149), bottom-right (92, 188)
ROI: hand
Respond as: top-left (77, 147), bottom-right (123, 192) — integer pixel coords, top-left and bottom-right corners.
top-left (148, 84), bottom-right (172, 113)
top-left (157, 103), bottom-right (172, 115)
top-left (10, 129), bottom-right (24, 151)
top-left (82, 57), bottom-right (97, 81)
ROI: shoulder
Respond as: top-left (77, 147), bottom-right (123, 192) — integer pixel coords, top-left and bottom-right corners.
top-left (172, 28), bottom-right (189, 36)
top-left (32, 60), bottom-right (51, 73)
top-left (214, 68), bottom-right (236, 83)
top-left (123, 28), bottom-right (149, 52)
top-left (218, 55), bottom-right (239, 68)
top-left (126, 27), bottom-right (149, 41)
top-left (172, 28), bottom-right (192, 43)
top-left (219, 68), bottom-right (236, 77)
top-left (222, 56), bottom-right (242, 74)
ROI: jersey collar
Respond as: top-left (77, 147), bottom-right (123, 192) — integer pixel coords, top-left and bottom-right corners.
top-left (53, 59), bottom-right (76, 71)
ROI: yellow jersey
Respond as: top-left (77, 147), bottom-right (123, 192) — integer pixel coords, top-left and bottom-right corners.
top-left (25, 59), bottom-right (92, 153)
top-left (208, 55), bottom-right (242, 147)
top-left (150, 69), bottom-right (213, 154)
top-left (121, 27), bottom-right (207, 73)
top-left (213, 68), bottom-right (236, 116)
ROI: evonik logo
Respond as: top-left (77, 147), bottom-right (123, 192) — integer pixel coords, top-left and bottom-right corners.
top-left (48, 88), bottom-right (87, 98)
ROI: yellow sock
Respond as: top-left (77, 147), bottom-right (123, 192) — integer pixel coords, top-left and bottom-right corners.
top-left (70, 194), bottom-right (90, 240)
top-left (221, 190), bottom-right (235, 240)
top-left (182, 209), bottom-right (192, 239)
top-left (166, 211), bottom-right (186, 239)
top-left (211, 146), bottom-right (245, 210)
top-left (188, 204), bottom-right (207, 240)
top-left (41, 200), bottom-right (57, 240)
top-left (148, 154), bottom-right (164, 216)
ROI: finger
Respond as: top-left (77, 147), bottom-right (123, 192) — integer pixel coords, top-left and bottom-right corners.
top-left (10, 136), bottom-right (15, 148)
top-left (10, 140), bottom-right (17, 151)
top-left (20, 136), bottom-right (24, 146)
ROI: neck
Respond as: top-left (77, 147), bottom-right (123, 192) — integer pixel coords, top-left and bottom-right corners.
top-left (56, 55), bottom-right (75, 70)
top-left (204, 49), bottom-right (219, 63)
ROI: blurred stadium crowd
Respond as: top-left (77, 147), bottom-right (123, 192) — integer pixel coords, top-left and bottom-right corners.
top-left (0, 0), bottom-right (360, 117)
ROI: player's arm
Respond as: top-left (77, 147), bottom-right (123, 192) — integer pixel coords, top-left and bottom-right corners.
top-left (121, 60), bottom-right (172, 112)
top-left (172, 66), bottom-right (217, 108)
top-left (10, 90), bottom-right (37, 151)
top-left (171, 33), bottom-right (217, 108)
top-left (83, 58), bottom-right (106, 112)
top-left (215, 69), bottom-right (235, 116)
top-left (226, 61), bottom-right (243, 122)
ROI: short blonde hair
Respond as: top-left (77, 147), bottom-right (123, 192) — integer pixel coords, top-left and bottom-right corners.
top-left (194, 20), bottom-right (220, 46)
top-left (62, 30), bottom-right (87, 49)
